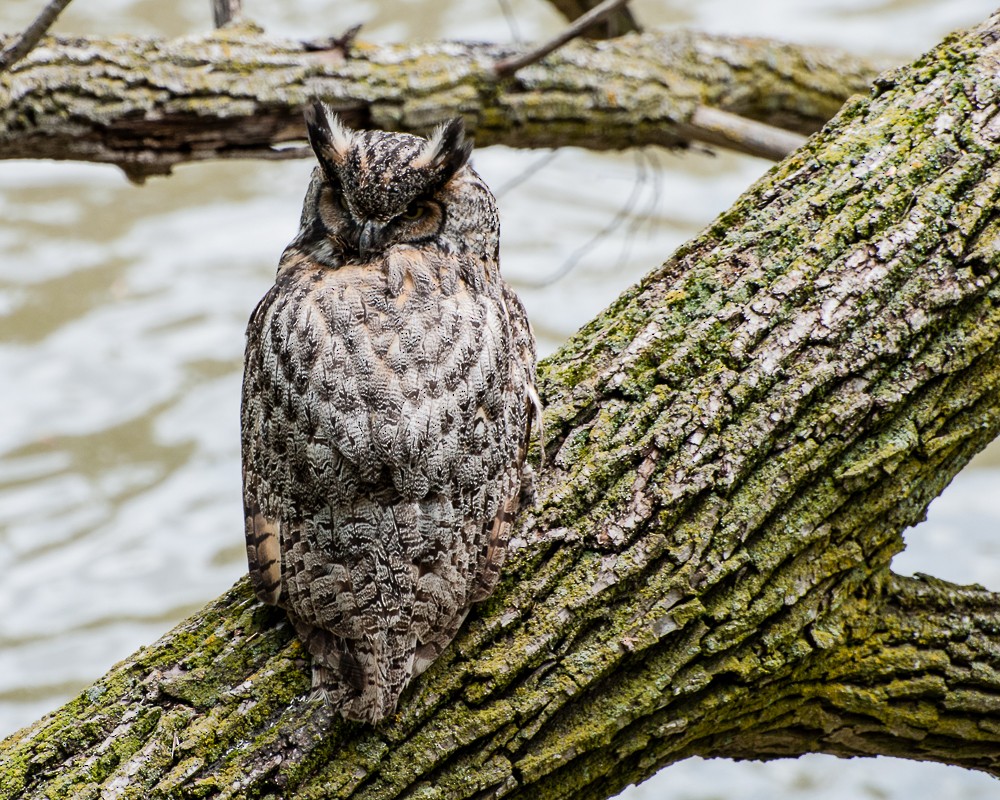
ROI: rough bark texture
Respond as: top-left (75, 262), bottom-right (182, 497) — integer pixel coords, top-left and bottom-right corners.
top-left (0, 26), bottom-right (889, 179)
top-left (3, 10), bottom-right (1000, 800)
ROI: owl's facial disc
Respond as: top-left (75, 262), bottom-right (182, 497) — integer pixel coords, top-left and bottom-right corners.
top-left (304, 102), bottom-right (473, 260)
top-left (343, 199), bottom-right (445, 259)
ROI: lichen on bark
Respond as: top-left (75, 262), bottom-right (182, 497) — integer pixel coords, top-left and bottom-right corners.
top-left (0, 26), bottom-right (888, 178)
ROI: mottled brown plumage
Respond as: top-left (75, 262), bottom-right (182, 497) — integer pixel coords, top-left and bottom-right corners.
top-left (241, 103), bottom-right (537, 723)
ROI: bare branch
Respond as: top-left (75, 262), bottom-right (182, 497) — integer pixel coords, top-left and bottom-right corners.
top-left (212, 0), bottom-right (242, 28)
top-left (0, 0), bottom-right (74, 73)
top-left (496, 0), bottom-right (525, 43)
top-left (686, 105), bottom-right (809, 161)
top-left (301, 23), bottom-right (362, 55)
top-left (545, 0), bottom-right (641, 38)
top-left (493, 0), bottom-right (632, 77)
top-left (519, 150), bottom-right (651, 288)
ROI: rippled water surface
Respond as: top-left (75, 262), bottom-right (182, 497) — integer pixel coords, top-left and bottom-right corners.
top-left (1, 1), bottom-right (999, 798)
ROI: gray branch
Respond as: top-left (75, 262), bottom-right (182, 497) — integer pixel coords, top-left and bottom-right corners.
top-left (211, 0), bottom-right (242, 28)
top-left (0, 0), bottom-right (75, 73)
top-left (545, 0), bottom-right (641, 38)
top-left (0, 28), bottom-right (891, 180)
top-left (493, 0), bottom-right (633, 76)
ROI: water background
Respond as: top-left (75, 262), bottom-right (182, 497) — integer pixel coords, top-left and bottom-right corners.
top-left (1, 1), bottom-right (999, 797)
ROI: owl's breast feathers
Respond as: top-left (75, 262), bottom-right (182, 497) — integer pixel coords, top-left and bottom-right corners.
top-left (246, 251), bottom-right (528, 501)
top-left (241, 250), bottom-right (535, 721)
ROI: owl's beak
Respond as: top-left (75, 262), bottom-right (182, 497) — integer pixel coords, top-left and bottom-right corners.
top-left (357, 219), bottom-right (386, 260)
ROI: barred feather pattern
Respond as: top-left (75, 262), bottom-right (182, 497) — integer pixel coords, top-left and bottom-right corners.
top-left (241, 108), bottom-right (536, 723)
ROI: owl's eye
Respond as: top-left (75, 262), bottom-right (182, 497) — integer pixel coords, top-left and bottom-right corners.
top-left (338, 195), bottom-right (350, 212)
top-left (402, 203), bottom-right (427, 221)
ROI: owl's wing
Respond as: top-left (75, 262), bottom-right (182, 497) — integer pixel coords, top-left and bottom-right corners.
top-left (471, 282), bottom-right (540, 603)
top-left (412, 388), bottom-right (536, 677)
top-left (241, 287), bottom-right (284, 607)
top-left (470, 394), bottom-right (536, 604)
top-left (244, 506), bottom-right (283, 606)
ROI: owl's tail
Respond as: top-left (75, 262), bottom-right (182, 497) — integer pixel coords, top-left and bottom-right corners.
top-left (293, 617), bottom-right (416, 724)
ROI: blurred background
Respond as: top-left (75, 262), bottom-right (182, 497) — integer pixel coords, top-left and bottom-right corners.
top-left (1, 1), bottom-right (999, 797)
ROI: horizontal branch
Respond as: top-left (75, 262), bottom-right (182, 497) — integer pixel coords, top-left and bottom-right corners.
top-left (720, 573), bottom-right (1000, 772)
top-left (0, 26), bottom-right (890, 178)
top-left (686, 105), bottom-right (807, 161)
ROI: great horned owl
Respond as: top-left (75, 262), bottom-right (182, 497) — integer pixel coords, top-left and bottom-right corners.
top-left (241, 102), bottom-right (538, 723)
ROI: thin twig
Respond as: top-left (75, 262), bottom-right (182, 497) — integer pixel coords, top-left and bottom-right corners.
top-left (0, 0), bottom-right (74, 73)
top-left (686, 105), bottom-right (808, 162)
top-left (521, 151), bottom-right (650, 288)
top-left (496, 0), bottom-right (524, 44)
top-left (301, 24), bottom-right (362, 55)
top-left (547, 0), bottom-right (641, 39)
top-left (493, 0), bottom-right (631, 78)
top-left (212, 0), bottom-right (242, 28)
top-left (614, 149), bottom-right (663, 273)
top-left (495, 150), bottom-right (560, 198)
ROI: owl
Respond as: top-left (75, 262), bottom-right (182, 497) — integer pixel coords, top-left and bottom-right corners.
top-left (241, 102), bottom-right (538, 724)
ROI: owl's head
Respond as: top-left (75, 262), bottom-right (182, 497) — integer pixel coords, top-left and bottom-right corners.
top-left (295, 101), bottom-right (496, 268)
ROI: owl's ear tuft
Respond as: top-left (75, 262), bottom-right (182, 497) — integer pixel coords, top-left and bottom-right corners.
top-left (305, 101), bottom-right (354, 176)
top-left (414, 117), bottom-right (473, 182)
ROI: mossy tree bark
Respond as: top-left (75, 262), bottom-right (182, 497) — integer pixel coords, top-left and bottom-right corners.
top-left (3, 9), bottom-right (1000, 800)
top-left (0, 26), bottom-right (888, 179)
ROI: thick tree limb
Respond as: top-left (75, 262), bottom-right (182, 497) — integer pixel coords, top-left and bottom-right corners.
top-left (4, 9), bottom-right (1000, 800)
top-left (724, 572), bottom-right (1000, 771)
top-left (0, 27), bottom-right (890, 179)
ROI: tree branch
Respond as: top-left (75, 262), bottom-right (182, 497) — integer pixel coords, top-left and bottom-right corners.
top-left (211, 0), bottom-right (242, 28)
top-left (0, 0), bottom-right (74, 73)
top-left (493, 0), bottom-right (633, 77)
top-left (0, 28), bottom-right (890, 179)
top-left (544, 0), bottom-right (641, 39)
top-left (686, 105), bottom-right (808, 161)
top-left (720, 573), bottom-right (1000, 772)
top-left (4, 9), bottom-right (1000, 800)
